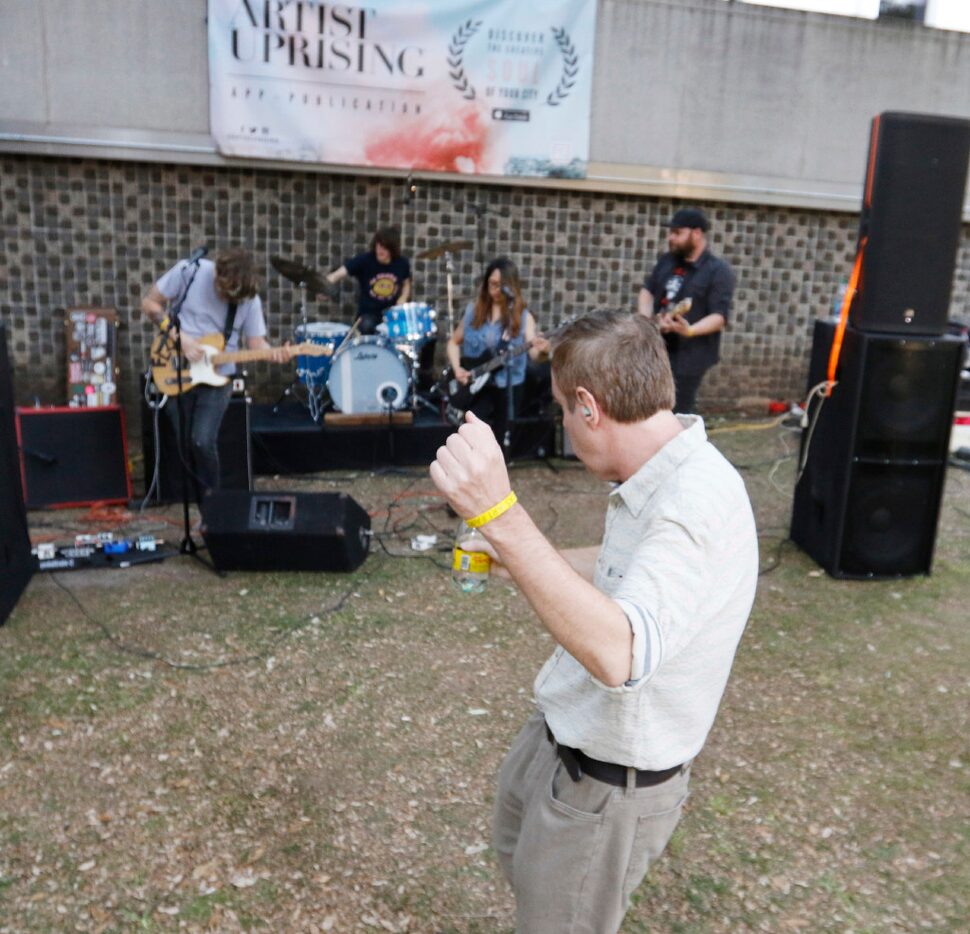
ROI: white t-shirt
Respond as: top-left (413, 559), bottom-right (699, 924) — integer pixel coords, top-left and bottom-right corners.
top-left (536, 416), bottom-right (759, 770)
top-left (156, 259), bottom-right (267, 375)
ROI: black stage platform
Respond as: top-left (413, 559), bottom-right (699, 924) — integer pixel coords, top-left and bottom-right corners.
top-left (249, 402), bottom-right (557, 474)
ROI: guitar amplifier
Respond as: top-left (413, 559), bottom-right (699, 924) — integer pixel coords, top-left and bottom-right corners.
top-left (16, 406), bottom-right (132, 509)
top-left (141, 383), bottom-right (252, 503)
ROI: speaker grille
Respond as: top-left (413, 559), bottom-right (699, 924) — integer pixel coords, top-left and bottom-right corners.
top-left (791, 320), bottom-right (962, 578)
top-left (840, 463), bottom-right (943, 577)
top-left (201, 490), bottom-right (370, 572)
top-left (856, 336), bottom-right (964, 460)
top-left (16, 406), bottom-right (132, 509)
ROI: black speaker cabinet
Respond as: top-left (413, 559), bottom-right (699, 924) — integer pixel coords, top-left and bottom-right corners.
top-left (141, 387), bottom-right (252, 503)
top-left (201, 490), bottom-right (370, 572)
top-left (0, 324), bottom-right (33, 625)
top-left (16, 406), bottom-right (132, 509)
top-left (850, 111), bottom-right (970, 336)
top-left (791, 319), bottom-right (963, 578)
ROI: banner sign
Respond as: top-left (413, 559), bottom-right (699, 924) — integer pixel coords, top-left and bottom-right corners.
top-left (208, 0), bottom-right (598, 178)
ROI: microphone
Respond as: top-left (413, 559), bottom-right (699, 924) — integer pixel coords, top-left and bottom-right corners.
top-left (501, 285), bottom-right (516, 302)
top-left (187, 245), bottom-right (208, 264)
top-left (402, 173), bottom-right (416, 204)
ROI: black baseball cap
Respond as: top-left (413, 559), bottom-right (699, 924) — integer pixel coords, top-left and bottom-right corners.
top-left (667, 208), bottom-right (709, 231)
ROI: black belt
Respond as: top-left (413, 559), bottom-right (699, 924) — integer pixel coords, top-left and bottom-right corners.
top-left (546, 724), bottom-right (683, 788)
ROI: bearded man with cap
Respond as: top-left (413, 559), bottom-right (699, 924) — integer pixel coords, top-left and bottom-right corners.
top-left (637, 207), bottom-right (736, 413)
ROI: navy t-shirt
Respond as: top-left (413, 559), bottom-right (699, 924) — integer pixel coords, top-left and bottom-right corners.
top-left (344, 252), bottom-right (411, 327)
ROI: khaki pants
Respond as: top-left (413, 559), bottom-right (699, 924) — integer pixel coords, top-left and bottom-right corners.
top-left (492, 712), bottom-right (690, 934)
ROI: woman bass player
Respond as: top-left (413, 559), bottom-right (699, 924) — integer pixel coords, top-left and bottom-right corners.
top-left (446, 258), bottom-right (550, 445)
top-left (142, 247), bottom-right (289, 499)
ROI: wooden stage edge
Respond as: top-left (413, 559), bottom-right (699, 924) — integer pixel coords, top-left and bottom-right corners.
top-left (323, 410), bottom-right (413, 426)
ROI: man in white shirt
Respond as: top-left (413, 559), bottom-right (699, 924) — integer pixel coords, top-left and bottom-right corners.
top-left (430, 310), bottom-right (758, 933)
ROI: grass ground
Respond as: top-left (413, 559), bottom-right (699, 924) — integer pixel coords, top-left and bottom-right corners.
top-left (1, 419), bottom-right (968, 933)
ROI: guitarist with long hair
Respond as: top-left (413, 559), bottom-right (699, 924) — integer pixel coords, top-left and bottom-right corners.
top-left (142, 247), bottom-right (289, 498)
top-left (445, 258), bottom-right (550, 443)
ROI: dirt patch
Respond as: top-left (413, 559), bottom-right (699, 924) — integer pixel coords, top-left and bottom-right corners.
top-left (1, 423), bottom-right (968, 932)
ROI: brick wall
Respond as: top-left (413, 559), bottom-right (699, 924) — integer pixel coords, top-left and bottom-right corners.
top-left (2, 154), bottom-right (967, 436)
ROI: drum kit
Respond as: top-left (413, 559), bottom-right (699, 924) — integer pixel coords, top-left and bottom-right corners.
top-left (270, 241), bottom-right (471, 421)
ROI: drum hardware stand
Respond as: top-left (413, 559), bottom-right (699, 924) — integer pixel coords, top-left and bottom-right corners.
top-left (400, 172), bottom-right (416, 256)
top-left (269, 256), bottom-right (333, 423)
top-left (272, 279), bottom-right (316, 416)
top-left (444, 249), bottom-right (456, 337)
top-left (414, 240), bottom-right (472, 337)
top-left (465, 201), bottom-right (490, 277)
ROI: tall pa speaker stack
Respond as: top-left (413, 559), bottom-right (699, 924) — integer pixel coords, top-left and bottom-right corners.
top-left (791, 112), bottom-right (970, 578)
top-left (0, 324), bottom-right (33, 624)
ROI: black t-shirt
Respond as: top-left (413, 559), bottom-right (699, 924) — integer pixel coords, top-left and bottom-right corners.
top-left (644, 249), bottom-right (735, 377)
top-left (344, 252), bottom-right (411, 329)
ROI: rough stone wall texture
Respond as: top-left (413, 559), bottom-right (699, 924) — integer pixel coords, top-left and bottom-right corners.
top-left (2, 154), bottom-right (968, 440)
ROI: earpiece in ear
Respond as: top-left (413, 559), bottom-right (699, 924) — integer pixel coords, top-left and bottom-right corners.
top-left (581, 406), bottom-right (592, 418)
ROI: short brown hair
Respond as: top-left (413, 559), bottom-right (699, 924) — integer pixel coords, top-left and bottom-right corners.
top-left (214, 248), bottom-right (259, 301)
top-left (551, 310), bottom-right (675, 422)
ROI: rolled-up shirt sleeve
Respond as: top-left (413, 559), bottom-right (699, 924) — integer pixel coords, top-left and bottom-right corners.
top-left (614, 597), bottom-right (664, 684)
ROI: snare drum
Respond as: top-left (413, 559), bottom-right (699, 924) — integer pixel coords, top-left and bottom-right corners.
top-left (294, 321), bottom-right (350, 385)
top-left (383, 302), bottom-right (437, 343)
top-left (327, 336), bottom-right (411, 414)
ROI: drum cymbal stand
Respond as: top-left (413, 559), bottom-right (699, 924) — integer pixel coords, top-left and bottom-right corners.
top-left (407, 340), bottom-right (439, 416)
top-left (444, 249), bottom-right (456, 337)
top-left (273, 279), bottom-right (320, 418)
top-left (297, 279), bottom-right (327, 422)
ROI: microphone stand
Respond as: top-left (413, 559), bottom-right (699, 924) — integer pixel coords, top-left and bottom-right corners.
top-left (502, 292), bottom-right (516, 463)
top-left (167, 256), bottom-right (216, 571)
top-left (401, 173), bottom-right (416, 259)
top-left (466, 201), bottom-right (489, 278)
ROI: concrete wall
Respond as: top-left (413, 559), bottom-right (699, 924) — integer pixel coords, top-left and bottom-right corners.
top-left (3, 0), bottom-right (969, 209)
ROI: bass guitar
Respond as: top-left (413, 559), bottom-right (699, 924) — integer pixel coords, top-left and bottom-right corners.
top-left (149, 331), bottom-right (331, 396)
top-left (437, 340), bottom-right (537, 426)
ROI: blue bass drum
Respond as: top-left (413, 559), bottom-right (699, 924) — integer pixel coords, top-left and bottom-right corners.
top-left (295, 321), bottom-right (350, 387)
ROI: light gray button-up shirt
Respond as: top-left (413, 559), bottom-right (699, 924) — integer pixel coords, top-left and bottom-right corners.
top-left (535, 416), bottom-right (759, 770)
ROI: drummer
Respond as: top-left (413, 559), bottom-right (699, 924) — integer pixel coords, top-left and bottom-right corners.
top-left (324, 226), bottom-right (412, 335)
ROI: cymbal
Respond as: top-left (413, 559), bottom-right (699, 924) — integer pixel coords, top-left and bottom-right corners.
top-left (270, 256), bottom-right (329, 295)
top-left (415, 240), bottom-right (473, 261)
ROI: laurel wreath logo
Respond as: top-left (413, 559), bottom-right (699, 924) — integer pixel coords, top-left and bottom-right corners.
top-left (448, 19), bottom-right (483, 100)
top-left (546, 27), bottom-right (578, 107)
top-left (448, 22), bottom-right (580, 107)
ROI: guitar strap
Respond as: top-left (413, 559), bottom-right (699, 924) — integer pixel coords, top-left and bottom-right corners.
top-left (223, 302), bottom-right (238, 346)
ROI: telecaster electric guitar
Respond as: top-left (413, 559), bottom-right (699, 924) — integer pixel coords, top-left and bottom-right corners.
top-left (150, 331), bottom-right (331, 396)
top-left (663, 297), bottom-right (692, 319)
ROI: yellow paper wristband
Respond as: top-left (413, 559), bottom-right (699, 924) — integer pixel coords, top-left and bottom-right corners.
top-left (466, 491), bottom-right (517, 529)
